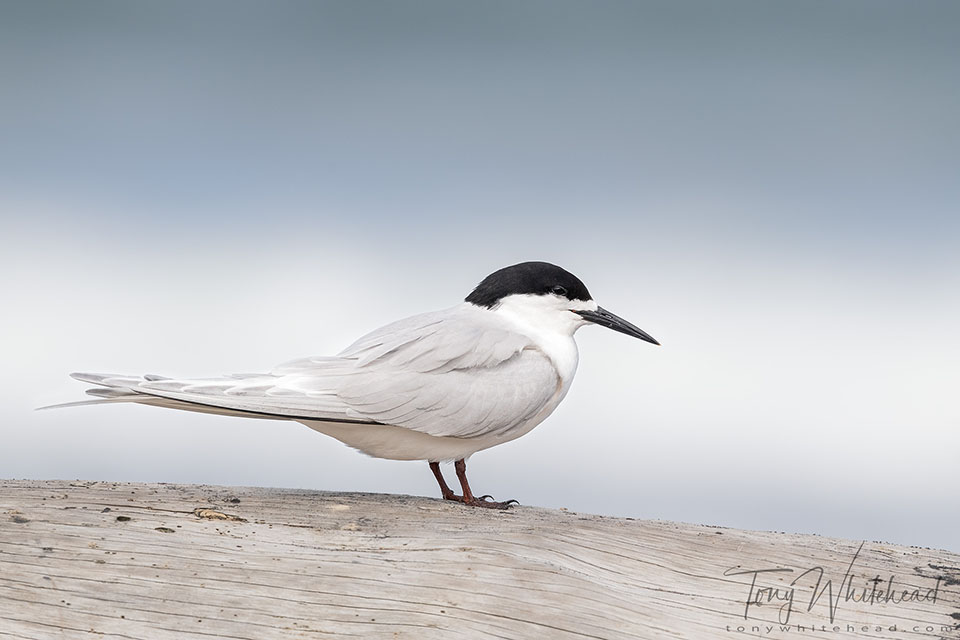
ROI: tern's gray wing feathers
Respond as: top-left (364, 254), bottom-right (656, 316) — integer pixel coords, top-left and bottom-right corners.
top-left (69, 305), bottom-right (561, 439)
top-left (338, 352), bottom-right (558, 438)
top-left (329, 305), bottom-right (560, 437)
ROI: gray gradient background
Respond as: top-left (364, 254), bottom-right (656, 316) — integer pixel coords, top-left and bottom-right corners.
top-left (2, 1), bottom-right (958, 551)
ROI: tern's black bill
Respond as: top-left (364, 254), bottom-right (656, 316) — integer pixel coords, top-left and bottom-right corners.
top-left (575, 307), bottom-right (660, 345)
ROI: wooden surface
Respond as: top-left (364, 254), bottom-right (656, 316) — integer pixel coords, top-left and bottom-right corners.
top-left (0, 479), bottom-right (957, 640)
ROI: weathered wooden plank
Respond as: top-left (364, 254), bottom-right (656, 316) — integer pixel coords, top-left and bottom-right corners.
top-left (0, 479), bottom-right (957, 639)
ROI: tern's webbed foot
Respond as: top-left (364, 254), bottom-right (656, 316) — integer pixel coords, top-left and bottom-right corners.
top-left (432, 459), bottom-right (518, 509)
top-left (443, 493), bottom-right (518, 510)
top-left (469, 495), bottom-right (519, 510)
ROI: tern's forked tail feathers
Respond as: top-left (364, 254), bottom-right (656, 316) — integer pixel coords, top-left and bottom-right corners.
top-left (56, 370), bottom-right (367, 424)
top-left (41, 374), bottom-right (295, 421)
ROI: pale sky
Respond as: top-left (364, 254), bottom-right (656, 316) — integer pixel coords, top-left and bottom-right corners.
top-left (2, 1), bottom-right (958, 552)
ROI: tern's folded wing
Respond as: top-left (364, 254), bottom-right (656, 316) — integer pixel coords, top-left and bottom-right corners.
top-left (276, 305), bottom-right (562, 437)
top-left (70, 305), bottom-right (562, 439)
top-left (334, 348), bottom-right (558, 438)
top-left (329, 305), bottom-right (562, 437)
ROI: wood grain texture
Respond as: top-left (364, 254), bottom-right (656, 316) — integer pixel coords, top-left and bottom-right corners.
top-left (0, 479), bottom-right (957, 639)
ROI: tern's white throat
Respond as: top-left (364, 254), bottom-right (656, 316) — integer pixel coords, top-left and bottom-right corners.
top-left (480, 294), bottom-right (599, 384)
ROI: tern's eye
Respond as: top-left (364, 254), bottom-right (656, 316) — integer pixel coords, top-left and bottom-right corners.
top-left (550, 285), bottom-right (568, 297)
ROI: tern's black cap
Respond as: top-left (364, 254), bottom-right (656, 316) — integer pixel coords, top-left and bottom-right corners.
top-left (465, 261), bottom-right (592, 308)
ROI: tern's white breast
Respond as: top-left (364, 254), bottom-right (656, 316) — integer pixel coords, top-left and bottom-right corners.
top-left (485, 296), bottom-right (583, 389)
